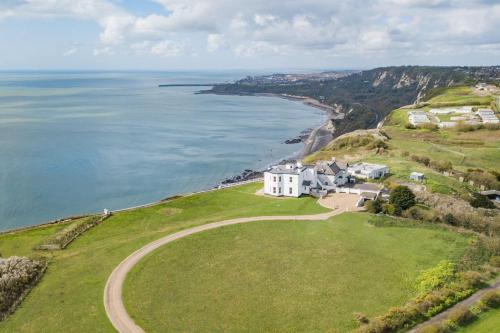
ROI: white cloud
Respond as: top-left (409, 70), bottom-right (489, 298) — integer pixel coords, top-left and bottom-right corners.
top-left (206, 34), bottom-right (224, 52)
top-left (1, 0), bottom-right (500, 64)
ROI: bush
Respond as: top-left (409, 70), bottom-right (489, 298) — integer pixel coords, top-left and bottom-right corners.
top-left (418, 323), bottom-right (445, 333)
top-left (353, 312), bottom-right (369, 325)
top-left (443, 213), bottom-right (457, 226)
top-left (416, 261), bottom-right (456, 294)
top-left (481, 290), bottom-right (500, 308)
top-left (430, 160), bottom-right (453, 173)
top-left (365, 198), bottom-right (383, 213)
top-left (489, 256), bottom-right (500, 267)
top-left (382, 203), bottom-right (396, 215)
top-left (447, 306), bottom-right (475, 326)
top-left (390, 186), bottom-right (416, 214)
top-left (412, 155), bottom-right (431, 166)
top-left (469, 193), bottom-right (495, 209)
top-left (419, 123), bottom-right (439, 131)
top-left (0, 256), bottom-right (46, 320)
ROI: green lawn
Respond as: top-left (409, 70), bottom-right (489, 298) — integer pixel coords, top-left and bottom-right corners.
top-left (0, 182), bottom-right (328, 333)
top-left (426, 86), bottom-right (493, 107)
top-left (123, 213), bottom-right (470, 333)
top-left (458, 308), bottom-right (500, 333)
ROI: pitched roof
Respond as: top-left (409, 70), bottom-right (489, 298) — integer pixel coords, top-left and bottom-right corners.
top-left (314, 160), bottom-right (346, 175)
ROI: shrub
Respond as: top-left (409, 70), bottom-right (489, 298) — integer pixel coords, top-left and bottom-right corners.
top-left (418, 323), bottom-right (445, 333)
top-left (447, 306), bottom-right (475, 326)
top-left (402, 151), bottom-right (409, 157)
top-left (443, 213), bottom-right (457, 226)
top-left (365, 198), bottom-right (383, 213)
top-left (411, 155), bottom-right (431, 166)
top-left (416, 261), bottom-right (456, 294)
top-left (481, 290), bottom-right (500, 308)
top-left (0, 256), bottom-right (46, 320)
top-left (469, 193), bottom-right (495, 209)
top-left (419, 123), bottom-right (439, 131)
top-left (489, 255), bottom-right (500, 267)
top-left (353, 312), bottom-right (369, 325)
top-left (430, 160), bottom-right (453, 173)
top-left (390, 186), bottom-right (416, 214)
top-left (382, 203), bottom-right (396, 215)
top-left (466, 171), bottom-right (500, 190)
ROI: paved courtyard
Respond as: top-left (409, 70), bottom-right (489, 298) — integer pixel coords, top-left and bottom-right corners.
top-left (318, 192), bottom-right (365, 212)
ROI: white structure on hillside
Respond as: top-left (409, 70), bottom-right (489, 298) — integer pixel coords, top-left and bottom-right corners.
top-left (429, 106), bottom-right (472, 114)
top-left (408, 111), bottom-right (430, 126)
top-left (410, 172), bottom-right (425, 182)
top-left (476, 109), bottom-right (499, 124)
top-left (347, 162), bottom-right (389, 180)
top-left (263, 160), bottom-right (349, 197)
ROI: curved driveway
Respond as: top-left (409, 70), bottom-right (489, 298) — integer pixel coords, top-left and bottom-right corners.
top-left (103, 208), bottom-right (346, 333)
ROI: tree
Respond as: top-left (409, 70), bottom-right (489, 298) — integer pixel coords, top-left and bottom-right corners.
top-left (365, 198), bottom-right (383, 213)
top-left (469, 193), bottom-right (495, 209)
top-left (389, 186), bottom-right (416, 214)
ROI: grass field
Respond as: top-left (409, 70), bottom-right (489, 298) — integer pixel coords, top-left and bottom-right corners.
top-left (0, 183), bottom-right (328, 333)
top-left (426, 86), bottom-right (493, 107)
top-left (123, 213), bottom-right (470, 333)
top-left (458, 308), bottom-right (500, 333)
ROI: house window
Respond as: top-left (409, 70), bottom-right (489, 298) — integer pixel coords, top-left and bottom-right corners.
top-left (278, 187), bottom-right (282, 193)
top-left (289, 187), bottom-right (293, 194)
top-left (273, 176), bottom-right (276, 182)
top-left (273, 187), bottom-right (276, 194)
top-left (289, 177), bottom-right (293, 182)
top-left (279, 176), bottom-right (282, 182)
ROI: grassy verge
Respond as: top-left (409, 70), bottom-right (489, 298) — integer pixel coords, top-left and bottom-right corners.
top-left (458, 307), bottom-right (500, 333)
top-left (123, 213), bottom-right (470, 333)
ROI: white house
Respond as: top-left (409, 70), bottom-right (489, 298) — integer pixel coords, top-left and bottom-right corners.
top-left (476, 109), bottom-right (499, 124)
top-left (263, 159), bottom-right (349, 197)
top-left (347, 162), bottom-right (389, 180)
top-left (408, 111), bottom-right (430, 126)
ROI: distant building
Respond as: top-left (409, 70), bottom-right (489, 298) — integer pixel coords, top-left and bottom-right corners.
top-left (438, 122), bottom-right (456, 129)
top-left (476, 109), bottom-right (499, 124)
top-left (410, 172), bottom-right (425, 182)
top-left (408, 111), bottom-right (430, 126)
top-left (347, 162), bottom-right (389, 180)
top-left (429, 107), bottom-right (472, 115)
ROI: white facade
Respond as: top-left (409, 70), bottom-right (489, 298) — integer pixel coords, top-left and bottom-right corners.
top-left (347, 162), bottom-right (389, 179)
top-left (263, 160), bottom-right (348, 197)
top-left (408, 111), bottom-right (430, 126)
top-left (476, 109), bottom-right (499, 124)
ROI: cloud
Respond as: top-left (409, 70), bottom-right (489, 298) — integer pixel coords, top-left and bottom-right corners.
top-left (206, 34), bottom-right (224, 52)
top-left (1, 0), bottom-right (500, 63)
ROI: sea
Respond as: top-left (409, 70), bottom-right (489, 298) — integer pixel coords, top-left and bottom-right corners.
top-left (0, 71), bottom-right (325, 230)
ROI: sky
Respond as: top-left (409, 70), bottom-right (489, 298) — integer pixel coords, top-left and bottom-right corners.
top-left (0, 0), bottom-right (499, 70)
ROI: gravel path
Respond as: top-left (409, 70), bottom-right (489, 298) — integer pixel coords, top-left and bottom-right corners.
top-left (407, 279), bottom-right (500, 333)
top-left (104, 208), bottom-right (346, 333)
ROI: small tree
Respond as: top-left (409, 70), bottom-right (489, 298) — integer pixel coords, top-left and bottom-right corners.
top-left (365, 198), bottom-right (383, 213)
top-left (389, 186), bottom-right (416, 214)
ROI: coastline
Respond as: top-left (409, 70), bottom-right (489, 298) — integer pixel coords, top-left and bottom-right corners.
top-left (0, 90), bottom-right (336, 234)
top-left (200, 90), bottom-right (341, 158)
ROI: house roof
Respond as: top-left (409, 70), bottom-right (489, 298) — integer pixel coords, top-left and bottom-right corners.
top-left (353, 183), bottom-right (382, 192)
top-left (266, 164), bottom-right (305, 175)
top-left (314, 160), bottom-right (347, 175)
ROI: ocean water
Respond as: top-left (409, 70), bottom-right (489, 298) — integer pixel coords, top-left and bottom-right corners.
top-left (0, 71), bottom-right (325, 230)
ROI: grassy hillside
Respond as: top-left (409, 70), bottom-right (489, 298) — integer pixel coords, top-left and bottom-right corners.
top-left (124, 214), bottom-right (469, 333)
top-left (305, 86), bottom-right (500, 196)
top-left (0, 183), bottom-right (327, 333)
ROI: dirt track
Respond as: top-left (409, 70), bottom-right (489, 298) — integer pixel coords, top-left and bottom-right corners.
top-left (103, 208), bottom-right (347, 333)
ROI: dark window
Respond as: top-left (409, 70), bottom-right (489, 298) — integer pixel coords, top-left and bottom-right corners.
top-left (273, 187), bottom-right (276, 194)
top-left (289, 188), bottom-right (293, 194)
top-left (289, 177), bottom-right (293, 182)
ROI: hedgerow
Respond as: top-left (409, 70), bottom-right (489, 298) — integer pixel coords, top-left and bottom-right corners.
top-left (0, 256), bottom-right (46, 321)
top-left (36, 214), bottom-right (110, 250)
